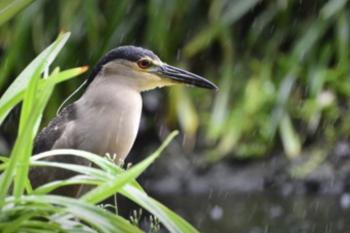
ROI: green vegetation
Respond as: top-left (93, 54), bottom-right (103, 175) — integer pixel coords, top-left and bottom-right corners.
top-left (1, 0), bottom-right (349, 162)
top-left (1, 0), bottom-right (349, 231)
top-left (0, 31), bottom-right (198, 232)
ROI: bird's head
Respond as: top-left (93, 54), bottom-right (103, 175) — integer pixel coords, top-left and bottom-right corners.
top-left (87, 46), bottom-right (218, 91)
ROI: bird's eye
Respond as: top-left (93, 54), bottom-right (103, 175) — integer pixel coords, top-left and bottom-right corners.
top-left (137, 59), bottom-right (152, 69)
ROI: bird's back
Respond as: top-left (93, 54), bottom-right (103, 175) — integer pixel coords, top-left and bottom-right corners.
top-left (31, 104), bottom-right (86, 196)
top-left (34, 104), bottom-right (77, 154)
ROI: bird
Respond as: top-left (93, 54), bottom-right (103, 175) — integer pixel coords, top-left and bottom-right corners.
top-left (31, 45), bottom-right (217, 196)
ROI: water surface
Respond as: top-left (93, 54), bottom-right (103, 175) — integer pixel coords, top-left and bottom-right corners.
top-left (155, 192), bottom-right (350, 233)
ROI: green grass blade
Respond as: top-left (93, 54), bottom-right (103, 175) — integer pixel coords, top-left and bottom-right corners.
top-left (0, 32), bottom-right (70, 125)
top-left (13, 80), bottom-right (55, 197)
top-left (3, 195), bottom-right (143, 233)
top-left (13, 62), bottom-right (87, 198)
top-left (279, 114), bottom-right (301, 159)
top-left (31, 160), bottom-right (111, 180)
top-left (0, 0), bottom-right (33, 26)
top-left (22, 195), bottom-right (144, 233)
top-left (31, 149), bottom-right (143, 192)
top-left (49, 66), bottom-right (89, 85)
top-left (0, 32), bottom-right (73, 205)
top-left (33, 149), bottom-right (122, 174)
top-left (33, 175), bottom-right (100, 195)
top-left (221, 0), bottom-right (261, 25)
top-left (321, 0), bottom-right (348, 19)
top-left (121, 185), bottom-right (199, 233)
top-left (81, 131), bottom-right (178, 203)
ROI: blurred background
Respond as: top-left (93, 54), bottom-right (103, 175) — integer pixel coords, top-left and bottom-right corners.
top-left (1, 0), bottom-right (350, 232)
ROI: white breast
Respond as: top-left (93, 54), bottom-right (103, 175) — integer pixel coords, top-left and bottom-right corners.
top-left (66, 80), bottom-right (143, 164)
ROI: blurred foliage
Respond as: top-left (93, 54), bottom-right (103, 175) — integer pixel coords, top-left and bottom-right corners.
top-left (1, 0), bottom-right (350, 161)
top-left (0, 30), bottom-right (197, 232)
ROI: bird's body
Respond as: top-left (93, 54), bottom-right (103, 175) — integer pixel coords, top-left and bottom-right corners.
top-left (31, 46), bottom-right (217, 196)
top-left (35, 85), bottom-right (142, 162)
top-left (72, 83), bottom-right (142, 162)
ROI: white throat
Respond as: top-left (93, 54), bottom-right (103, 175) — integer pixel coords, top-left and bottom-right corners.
top-left (73, 75), bottom-right (143, 164)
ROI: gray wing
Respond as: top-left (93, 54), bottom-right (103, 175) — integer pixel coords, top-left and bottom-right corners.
top-left (34, 104), bottom-right (77, 154)
top-left (31, 103), bottom-right (83, 196)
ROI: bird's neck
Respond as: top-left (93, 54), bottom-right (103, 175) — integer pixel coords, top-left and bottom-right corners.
top-left (82, 74), bottom-right (142, 107)
top-left (75, 76), bottom-right (143, 162)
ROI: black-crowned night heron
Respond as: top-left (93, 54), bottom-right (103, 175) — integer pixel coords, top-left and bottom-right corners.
top-left (31, 46), bottom-right (217, 196)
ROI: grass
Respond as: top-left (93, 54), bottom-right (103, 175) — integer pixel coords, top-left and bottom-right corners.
top-left (0, 0), bottom-right (34, 26)
top-left (1, 0), bottom-right (350, 191)
top-left (2, 0), bottom-right (350, 163)
top-left (0, 32), bottom-right (199, 233)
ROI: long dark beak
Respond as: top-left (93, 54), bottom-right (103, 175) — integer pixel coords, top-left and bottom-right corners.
top-left (158, 64), bottom-right (218, 90)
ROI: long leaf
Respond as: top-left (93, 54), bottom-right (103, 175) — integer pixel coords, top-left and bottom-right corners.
top-left (4, 195), bottom-right (143, 233)
top-left (0, 32), bottom-right (70, 125)
top-left (0, 32), bottom-right (71, 206)
top-left (81, 131), bottom-right (178, 203)
top-left (31, 149), bottom-right (143, 191)
top-left (0, 0), bottom-right (33, 26)
top-left (121, 185), bottom-right (199, 233)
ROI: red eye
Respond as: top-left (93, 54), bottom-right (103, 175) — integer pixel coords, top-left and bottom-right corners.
top-left (137, 59), bottom-right (152, 69)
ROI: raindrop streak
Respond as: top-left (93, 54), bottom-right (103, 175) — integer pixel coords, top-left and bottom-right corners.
top-left (210, 205), bottom-right (223, 220)
top-left (340, 193), bottom-right (350, 209)
top-left (176, 49), bottom-right (181, 61)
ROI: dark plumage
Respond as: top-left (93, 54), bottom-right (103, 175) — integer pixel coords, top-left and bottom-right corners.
top-left (31, 104), bottom-right (84, 196)
top-left (34, 104), bottom-right (77, 154)
top-left (87, 46), bottom-right (159, 86)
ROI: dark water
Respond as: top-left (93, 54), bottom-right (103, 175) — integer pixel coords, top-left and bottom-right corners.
top-left (154, 192), bottom-right (350, 233)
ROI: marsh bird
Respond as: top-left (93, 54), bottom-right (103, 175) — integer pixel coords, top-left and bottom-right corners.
top-left (31, 46), bottom-right (217, 196)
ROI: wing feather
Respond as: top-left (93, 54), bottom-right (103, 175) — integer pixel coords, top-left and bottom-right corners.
top-left (31, 104), bottom-right (81, 196)
top-left (33, 104), bottom-right (77, 154)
